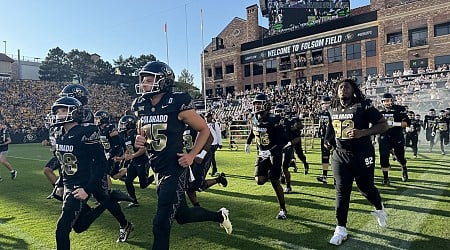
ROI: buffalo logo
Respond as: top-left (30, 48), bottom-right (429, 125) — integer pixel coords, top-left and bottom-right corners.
top-left (345, 33), bottom-right (354, 41)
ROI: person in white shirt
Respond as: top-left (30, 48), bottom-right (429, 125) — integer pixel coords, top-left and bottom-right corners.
top-left (206, 113), bottom-right (222, 176)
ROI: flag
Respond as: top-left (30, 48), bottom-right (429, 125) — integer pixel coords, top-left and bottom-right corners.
top-left (164, 22), bottom-right (167, 33)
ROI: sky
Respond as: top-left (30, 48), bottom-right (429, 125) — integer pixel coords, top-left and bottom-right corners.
top-left (1, 0), bottom-right (369, 88)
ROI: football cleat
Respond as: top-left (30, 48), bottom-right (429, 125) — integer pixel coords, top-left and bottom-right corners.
top-left (283, 187), bottom-right (292, 194)
top-left (277, 209), bottom-right (287, 220)
top-left (126, 202), bottom-right (140, 208)
top-left (117, 221), bottom-right (134, 242)
top-left (401, 169), bottom-right (408, 182)
top-left (381, 178), bottom-right (390, 186)
top-left (11, 170), bottom-right (17, 180)
top-left (219, 207), bottom-right (232, 234)
top-left (316, 175), bottom-right (328, 184)
top-left (329, 226), bottom-right (348, 245)
top-left (216, 173), bottom-right (228, 187)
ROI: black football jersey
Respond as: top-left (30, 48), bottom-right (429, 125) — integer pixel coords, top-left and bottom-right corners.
top-left (99, 124), bottom-right (124, 157)
top-left (249, 114), bottom-right (285, 152)
top-left (122, 129), bottom-right (147, 165)
top-left (379, 104), bottom-right (410, 137)
top-left (424, 115), bottom-right (437, 130)
top-left (434, 116), bottom-right (449, 132)
top-left (132, 92), bottom-right (194, 174)
top-left (407, 119), bottom-right (422, 134)
top-left (328, 100), bottom-right (383, 151)
top-left (55, 124), bottom-right (107, 193)
top-left (318, 110), bottom-right (331, 138)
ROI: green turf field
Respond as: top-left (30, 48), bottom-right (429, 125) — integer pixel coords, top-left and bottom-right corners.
top-left (0, 142), bottom-right (449, 249)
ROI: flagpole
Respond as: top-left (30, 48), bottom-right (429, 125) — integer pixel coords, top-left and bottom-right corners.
top-left (165, 22), bottom-right (169, 64)
top-left (200, 9), bottom-right (207, 113)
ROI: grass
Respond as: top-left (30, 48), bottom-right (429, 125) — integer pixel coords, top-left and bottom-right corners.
top-left (0, 140), bottom-right (449, 250)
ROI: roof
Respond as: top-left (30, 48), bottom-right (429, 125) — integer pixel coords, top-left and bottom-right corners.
top-left (0, 53), bottom-right (14, 63)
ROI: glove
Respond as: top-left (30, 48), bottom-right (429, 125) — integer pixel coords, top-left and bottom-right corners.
top-left (431, 131), bottom-right (436, 137)
top-left (245, 144), bottom-right (251, 154)
top-left (258, 149), bottom-right (271, 159)
top-left (283, 141), bottom-right (292, 149)
top-left (387, 120), bottom-right (394, 126)
top-left (218, 145), bottom-right (222, 149)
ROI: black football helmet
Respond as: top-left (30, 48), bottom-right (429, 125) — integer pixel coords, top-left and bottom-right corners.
top-left (253, 93), bottom-right (271, 114)
top-left (381, 93), bottom-right (394, 109)
top-left (50, 97), bottom-right (84, 126)
top-left (94, 110), bottom-right (110, 125)
top-left (136, 61), bottom-right (175, 95)
top-left (274, 104), bottom-right (285, 117)
top-left (59, 84), bottom-right (89, 105)
top-left (118, 115), bottom-right (137, 132)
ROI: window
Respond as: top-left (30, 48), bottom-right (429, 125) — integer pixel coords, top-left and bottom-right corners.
top-left (215, 87), bottom-right (223, 97)
top-left (435, 22), bottom-right (450, 37)
top-left (347, 69), bottom-right (362, 83)
top-left (311, 50), bottom-right (323, 65)
top-left (206, 89), bottom-right (213, 97)
top-left (266, 59), bottom-right (277, 74)
top-left (328, 72), bottom-right (342, 81)
top-left (435, 55), bottom-right (450, 69)
top-left (214, 66), bottom-right (223, 80)
top-left (387, 32), bottom-right (402, 44)
top-left (244, 65), bottom-right (251, 77)
top-left (280, 56), bottom-right (291, 71)
top-left (253, 83), bottom-right (264, 89)
top-left (312, 74), bottom-right (324, 82)
top-left (328, 47), bottom-right (342, 63)
top-left (281, 79), bottom-right (291, 87)
top-left (225, 64), bottom-right (234, 74)
top-left (385, 61), bottom-right (404, 76)
top-left (366, 67), bottom-right (377, 77)
top-left (267, 81), bottom-right (277, 88)
top-left (253, 62), bottom-right (264, 76)
top-left (206, 68), bottom-right (212, 77)
top-left (409, 28), bottom-right (428, 47)
top-left (366, 40), bottom-right (376, 57)
top-left (346, 43), bottom-right (361, 60)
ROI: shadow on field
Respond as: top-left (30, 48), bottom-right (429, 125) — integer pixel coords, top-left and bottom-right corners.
top-left (0, 217), bottom-right (29, 249)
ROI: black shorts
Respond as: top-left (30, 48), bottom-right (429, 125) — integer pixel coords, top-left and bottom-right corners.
top-left (45, 156), bottom-right (61, 171)
top-left (254, 152), bottom-right (282, 180)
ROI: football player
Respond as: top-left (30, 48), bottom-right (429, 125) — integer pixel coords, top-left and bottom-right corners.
top-left (404, 111), bottom-right (421, 158)
top-left (316, 96), bottom-right (333, 184)
top-left (432, 110), bottom-right (449, 155)
top-left (377, 93), bottom-right (410, 185)
top-left (95, 110), bottom-right (126, 184)
top-left (118, 114), bottom-right (154, 208)
top-left (424, 108), bottom-right (437, 152)
top-left (51, 97), bottom-right (133, 248)
top-left (326, 79), bottom-right (388, 246)
top-left (245, 93), bottom-right (288, 219)
top-left (184, 123), bottom-right (228, 207)
top-left (133, 61), bottom-right (232, 250)
top-left (0, 123), bottom-right (17, 180)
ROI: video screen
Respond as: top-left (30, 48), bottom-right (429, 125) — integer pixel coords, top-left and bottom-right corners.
top-left (266, 0), bottom-right (351, 36)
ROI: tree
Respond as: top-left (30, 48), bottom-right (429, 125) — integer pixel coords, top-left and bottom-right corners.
top-left (39, 47), bottom-right (73, 82)
top-left (113, 55), bottom-right (135, 76)
top-left (67, 49), bottom-right (93, 83)
top-left (176, 69), bottom-right (201, 99)
top-left (90, 59), bottom-right (114, 84)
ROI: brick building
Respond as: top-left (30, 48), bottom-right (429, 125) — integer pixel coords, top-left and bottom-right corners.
top-left (201, 0), bottom-right (450, 97)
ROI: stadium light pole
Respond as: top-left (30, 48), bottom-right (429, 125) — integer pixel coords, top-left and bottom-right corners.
top-left (2, 41), bottom-right (6, 54)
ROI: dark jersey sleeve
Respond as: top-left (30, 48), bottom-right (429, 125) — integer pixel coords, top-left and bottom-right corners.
top-left (81, 125), bottom-right (108, 194)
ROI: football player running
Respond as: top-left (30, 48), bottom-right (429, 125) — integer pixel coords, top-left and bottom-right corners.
top-left (245, 93), bottom-right (288, 219)
top-left (377, 93), bottom-right (411, 185)
top-left (325, 79), bottom-right (388, 246)
top-left (133, 61), bottom-right (232, 250)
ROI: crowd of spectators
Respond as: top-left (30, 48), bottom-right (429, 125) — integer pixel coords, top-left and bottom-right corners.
top-left (0, 80), bottom-right (134, 136)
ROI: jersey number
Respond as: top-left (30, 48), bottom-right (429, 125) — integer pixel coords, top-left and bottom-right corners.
top-left (142, 123), bottom-right (168, 151)
top-left (55, 151), bottom-right (78, 175)
top-left (332, 120), bottom-right (355, 139)
top-left (183, 134), bottom-right (194, 150)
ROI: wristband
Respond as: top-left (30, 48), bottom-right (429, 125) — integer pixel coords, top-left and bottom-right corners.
top-left (393, 122), bottom-right (402, 127)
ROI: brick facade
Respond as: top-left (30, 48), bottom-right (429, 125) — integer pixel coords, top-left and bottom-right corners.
top-left (202, 1), bottom-right (450, 97)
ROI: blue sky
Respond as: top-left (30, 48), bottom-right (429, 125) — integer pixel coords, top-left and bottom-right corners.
top-left (1, 0), bottom-right (369, 88)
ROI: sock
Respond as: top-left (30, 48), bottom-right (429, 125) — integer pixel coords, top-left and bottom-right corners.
top-left (383, 171), bottom-right (389, 180)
